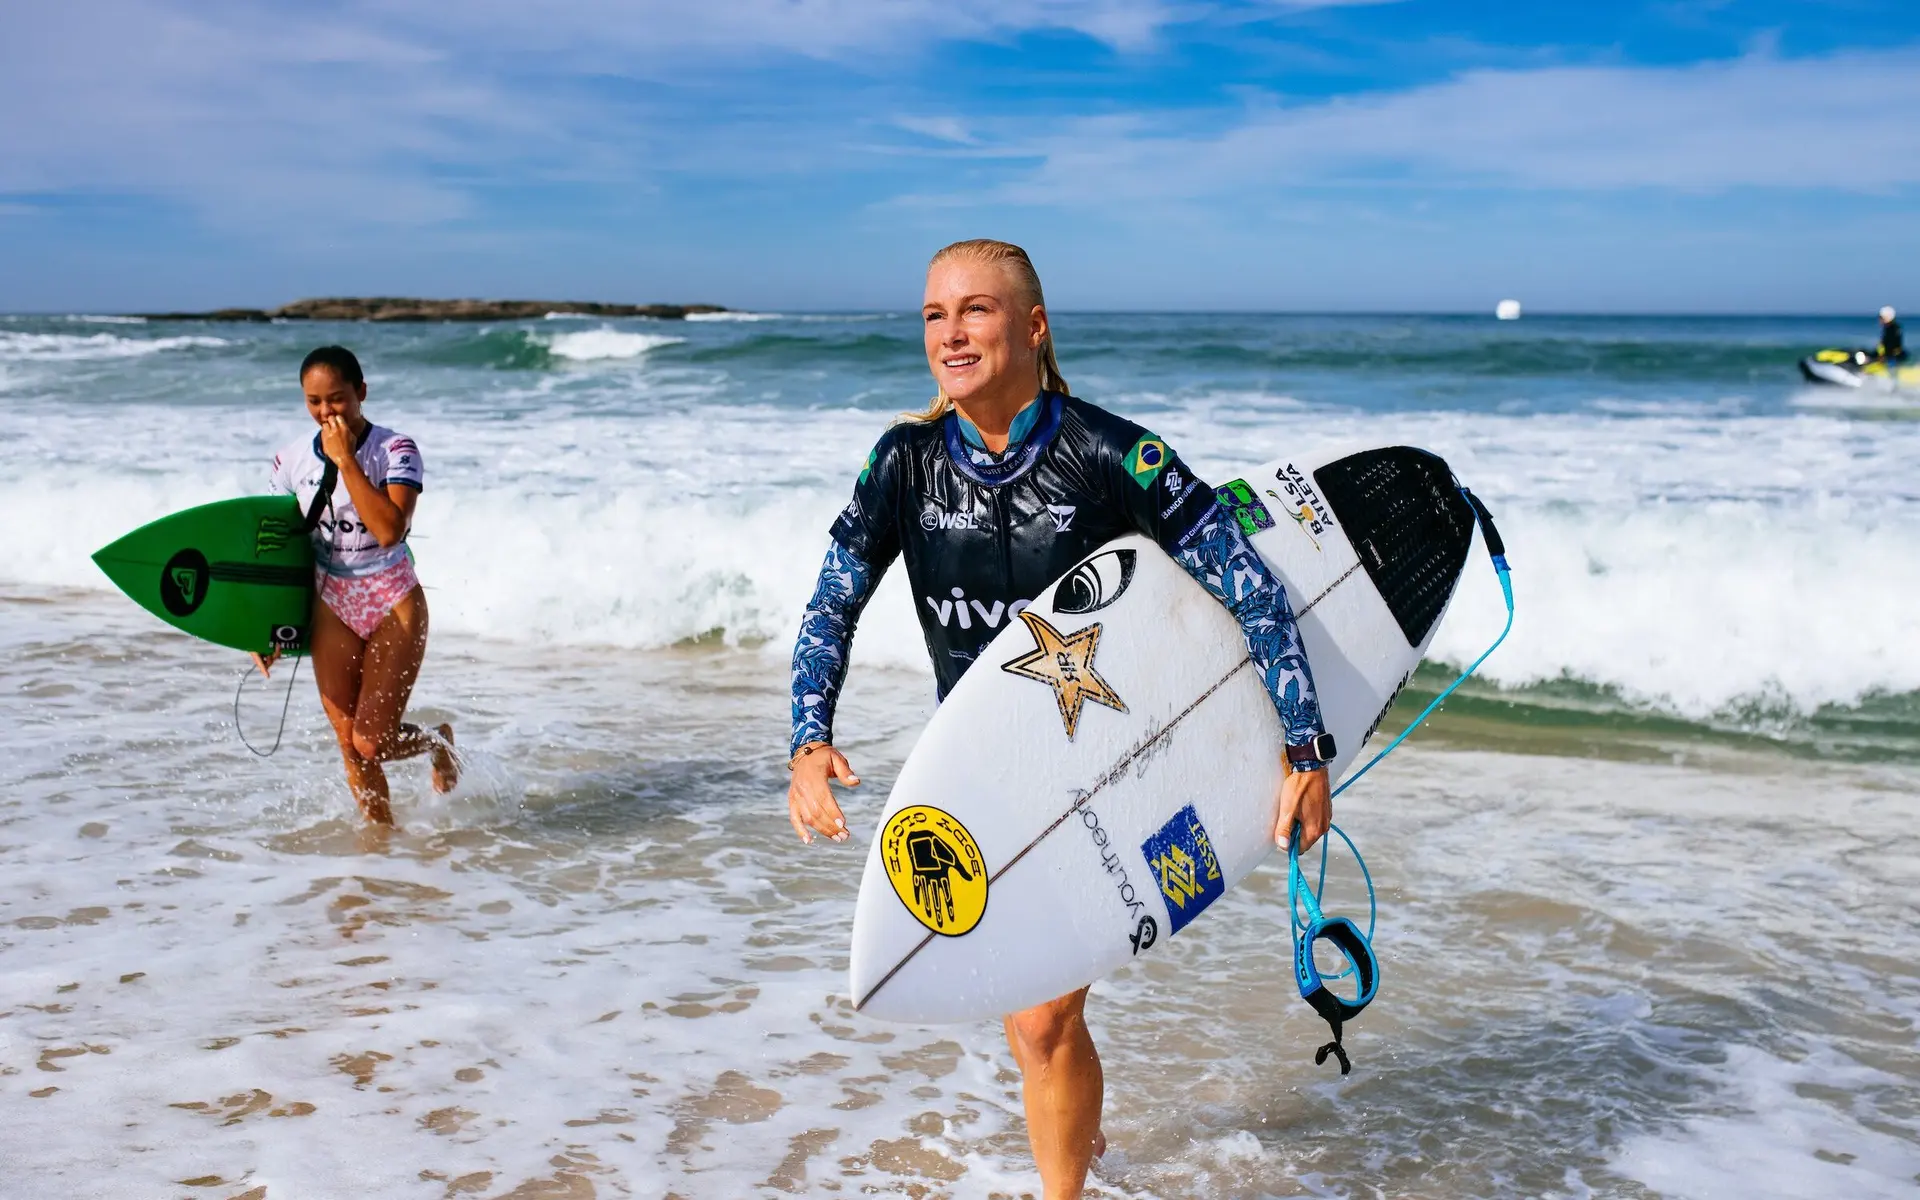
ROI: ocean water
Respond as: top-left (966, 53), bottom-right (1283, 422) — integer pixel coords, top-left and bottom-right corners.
top-left (1, 312), bottom-right (1916, 1198)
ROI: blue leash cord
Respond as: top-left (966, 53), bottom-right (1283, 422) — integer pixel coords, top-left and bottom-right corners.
top-left (1288, 823), bottom-right (1379, 1074)
top-left (1289, 487), bottom-right (1514, 1074)
top-left (1333, 492), bottom-right (1515, 801)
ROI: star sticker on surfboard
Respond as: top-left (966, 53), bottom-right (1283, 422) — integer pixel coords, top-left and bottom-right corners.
top-left (1001, 610), bottom-right (1128, 739)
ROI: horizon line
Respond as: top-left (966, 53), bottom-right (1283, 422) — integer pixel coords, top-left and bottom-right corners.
top-left (0, 308), bottom-right (1892, 320)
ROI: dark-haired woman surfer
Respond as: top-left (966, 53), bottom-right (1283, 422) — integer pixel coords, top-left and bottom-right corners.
top-left (254, 345), bottom-right (457, 824)
top-left (786, 240), bottom-right (1333, 1199)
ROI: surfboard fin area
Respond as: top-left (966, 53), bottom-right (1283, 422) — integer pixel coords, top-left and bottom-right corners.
top-left (1313, 447), bottom-right (1476, 648)
top-left (849, 444), bottom-right (1491, 1027)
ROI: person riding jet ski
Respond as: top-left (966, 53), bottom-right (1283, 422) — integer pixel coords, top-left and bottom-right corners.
top-left (1799, 306), bottom-right (1915, 389)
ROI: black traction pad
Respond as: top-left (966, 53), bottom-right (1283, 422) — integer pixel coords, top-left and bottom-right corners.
top-left (1312, 447), bottom-right (1475, 648)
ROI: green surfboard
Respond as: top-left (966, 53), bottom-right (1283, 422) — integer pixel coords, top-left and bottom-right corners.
top-left (93, 496), bottom-right (314, 655)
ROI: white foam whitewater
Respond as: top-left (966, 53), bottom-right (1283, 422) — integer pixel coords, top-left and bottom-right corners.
top-left (542, 328), bottom-right (686, 360)
top-left (4, 379), bottom-right (1920, 722)
top-left (0, 331), bottom-right (229, 361)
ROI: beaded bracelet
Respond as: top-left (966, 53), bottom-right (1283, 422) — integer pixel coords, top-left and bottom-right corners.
top-left (787, 742), bottom-right (828, 772)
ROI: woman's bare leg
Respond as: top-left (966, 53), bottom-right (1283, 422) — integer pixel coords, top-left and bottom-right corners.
top-left (1004, 987), bottom-right (1104, 1199)
top-left (430, 723), bottom-right (457, 793)
top-left (309, 597), bottom-right (392, 824)
top-left (350, 587), bottom-right (458, 792)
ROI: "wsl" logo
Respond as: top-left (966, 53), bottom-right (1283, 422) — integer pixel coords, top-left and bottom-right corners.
top-left (921, 507), bottom-right (983, 531)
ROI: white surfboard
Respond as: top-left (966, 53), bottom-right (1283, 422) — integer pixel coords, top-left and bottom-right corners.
top-left (848, 445), bottom-right (1482, 1024)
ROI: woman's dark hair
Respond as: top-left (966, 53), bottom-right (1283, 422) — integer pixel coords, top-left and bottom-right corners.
top-left (299, 345), bottom-right (364, 387)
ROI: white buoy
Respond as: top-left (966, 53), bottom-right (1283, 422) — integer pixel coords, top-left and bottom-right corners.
top-left (1495, 299), bottom-right (1522, 321)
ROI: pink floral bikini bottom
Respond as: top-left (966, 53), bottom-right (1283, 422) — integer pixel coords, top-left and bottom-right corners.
top-left (317, 558), bottom-right (420, 640)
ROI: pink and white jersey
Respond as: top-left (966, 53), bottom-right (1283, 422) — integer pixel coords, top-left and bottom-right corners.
top-left (269, 423), bottom-right (424, 578)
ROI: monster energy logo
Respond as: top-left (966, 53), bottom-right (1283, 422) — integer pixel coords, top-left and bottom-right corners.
top-left (255, 517), bottom-right (294, 555)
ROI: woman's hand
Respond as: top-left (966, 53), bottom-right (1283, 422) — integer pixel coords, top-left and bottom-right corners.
top-left (318, 414), bottom-right (357, 468)
top-left (1273, 754), bottom-right (1332, 853)
top-left (787, 742), bottom-right (859, 844)
top-left (315, 418), bottom-right (416, 547)
top-left (250, 649), bottom-right (280, 678)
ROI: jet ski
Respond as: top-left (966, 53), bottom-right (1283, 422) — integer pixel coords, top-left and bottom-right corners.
top-left (1799, 348), bottom-right (1920, 390)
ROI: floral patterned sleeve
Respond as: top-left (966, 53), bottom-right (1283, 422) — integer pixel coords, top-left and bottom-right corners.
top-left (1100, 422), bottom-right (1325, 759)
top-left (1170, 501), bottom-right (1328, 757)
top-left (789, 539), bottom-right (881, 760)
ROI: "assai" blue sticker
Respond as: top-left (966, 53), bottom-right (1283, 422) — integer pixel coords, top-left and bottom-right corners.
top-left (1140, 804), bottom-right (1225, 935)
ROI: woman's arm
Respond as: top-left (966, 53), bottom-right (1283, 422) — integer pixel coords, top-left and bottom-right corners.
top-left (788, 433), bottom-right (905, 843)
top-left (1101, 422), bottom-right (1333, 842)
top-left (1170, 502), bottom-right (1327, 753)
top-left (319, 417), bottom-right (416, 547)
top-left (1170, 500), bottom-right (1335, 851)
top-left (1098, 422), bottom-right (1325, 749)
top-left (788, 539), bottom-right (881, 843)
top-left (791, 539), bottom-right (880, 758)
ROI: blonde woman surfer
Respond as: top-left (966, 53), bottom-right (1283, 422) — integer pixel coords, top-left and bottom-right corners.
top-left (254, 345), bottom-right (457, 825)
top-left (786, 241), bottom-right (1333, 1198)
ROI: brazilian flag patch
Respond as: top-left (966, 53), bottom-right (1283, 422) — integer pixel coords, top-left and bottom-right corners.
top-left (858, 448), bottom-right (877, 485)
top-left (1123, 435), bottom-right (1169, 490)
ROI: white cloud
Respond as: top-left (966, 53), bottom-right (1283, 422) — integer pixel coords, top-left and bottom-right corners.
top-left (339, 0), bottom-right (1187, 60)
top-left (362, 0), bottom-right (1390, 60)
top-left (0, 2), bottom-right (527, 226)
top-left (2, 2), bottom-right (1911, 246)
top-left (892, 117), bottom-right (980, 146)
top-left (0, 0), bottom-right (1216, 228)
top-left (982, 49), bottom-right (1920, 206)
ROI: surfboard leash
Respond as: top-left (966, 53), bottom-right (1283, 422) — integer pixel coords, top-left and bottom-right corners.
top-left (234, 651), bottom-right (301, 757)
top-left (231, 456), bottom-right (333, 758)
top-left (1332, 488), bottom-right (1513, 802)
top-left (1293, 486), bottom-right (1513, 1074)
top-left (1289, 822), bottom-right (1378, 1075)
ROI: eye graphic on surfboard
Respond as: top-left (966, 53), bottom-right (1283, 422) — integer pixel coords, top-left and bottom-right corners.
top-left (1052, 549), bottom-right (1136, 615)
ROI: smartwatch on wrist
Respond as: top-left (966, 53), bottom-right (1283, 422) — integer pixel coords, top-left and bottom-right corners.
top-left (1286, 732), bottom-right (1337, 770)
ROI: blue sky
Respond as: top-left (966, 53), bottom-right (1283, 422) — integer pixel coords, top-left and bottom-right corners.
top-left (2, 0), bottom-right (1915, 312)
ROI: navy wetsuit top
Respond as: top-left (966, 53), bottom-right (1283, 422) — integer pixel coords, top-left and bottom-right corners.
top-left (791, 391), bottom-right (1327, 764)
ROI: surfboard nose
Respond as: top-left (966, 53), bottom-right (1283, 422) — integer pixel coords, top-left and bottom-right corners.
top-left (90, 496), bottom-right (314, 654)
